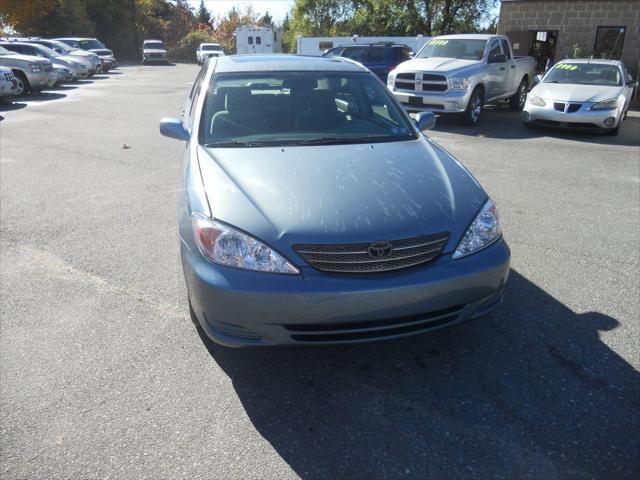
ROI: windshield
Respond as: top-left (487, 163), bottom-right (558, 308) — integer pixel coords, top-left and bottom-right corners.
top-left (203, 45), bottom-right (221, 51)
top-left (79, 39), bottom-right (105, 50)
top-left (199, 72), bottom-right (416, 148)
top-left (45, 40), bottom-right (73, 53)
top-left (32, 44), bottom-right (60, 58)
top-left (144, 42), bottom-right (165, 49)
top-left (417, 38), bottom-right (486, 61)
top-left (544, 63), bottom-right (622, 86)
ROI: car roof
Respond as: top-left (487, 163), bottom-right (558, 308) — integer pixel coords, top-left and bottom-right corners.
top-left (0, 41), bottom-right (43, 48)
top-left (213, 54), bottom-right (369, 73)
top-left (337, 44), bottom-right (409, 48)
top-left (557, 58), bottom-right (623, 67)
top-left (55, 37), bottom-right (97, 41)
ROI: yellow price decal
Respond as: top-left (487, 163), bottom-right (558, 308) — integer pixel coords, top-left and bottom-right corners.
top-left (428, 39), bottom-right (449, 46)
top-left (556, 64), bottom-right (578, 70)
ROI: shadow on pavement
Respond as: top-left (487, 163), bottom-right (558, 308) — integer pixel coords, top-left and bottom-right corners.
top-left (198, 269), bottom-right (639, 479)
top-left (17, 91), bottom-right (67, 102)
top-left (433, 106), bottom-right (640, 147)
top-left (0, 102), bottom-right (27, 114)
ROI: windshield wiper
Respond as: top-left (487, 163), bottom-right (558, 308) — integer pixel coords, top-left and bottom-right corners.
top-left (287, 136), bottom-right (394, 146)
top-left (203, 140), bottom-right (262, 148)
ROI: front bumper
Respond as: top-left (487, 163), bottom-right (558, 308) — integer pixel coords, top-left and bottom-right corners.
top-left (523, 101), bottom-right (621, 129)
top-left (27, 70), bottom-right (57, 90)
top-left (99, 57), bottom-right (118, 70)
top-left (143, 54), bottom-right (168, 63)
top-left (391, 88), bottom-right (472, 113)
top-left (183, 238), bottom-right (510, 347)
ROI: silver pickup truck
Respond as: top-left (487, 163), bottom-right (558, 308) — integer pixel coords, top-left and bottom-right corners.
top-left (388, 34), bottom-right (536, 125)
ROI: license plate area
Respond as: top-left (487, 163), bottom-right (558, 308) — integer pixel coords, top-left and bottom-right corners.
top-left (408, 97), bottom-right (423, 107)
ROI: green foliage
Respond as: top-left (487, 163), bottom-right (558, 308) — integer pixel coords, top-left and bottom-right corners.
top-left (196, 0), bottom-right (211, 25)
top-left (287, 0), bottom-right (498, 47)
top-left (0, 0), bottom-right (195, 60)
top-left (171, 30), bottom-right (216, 62)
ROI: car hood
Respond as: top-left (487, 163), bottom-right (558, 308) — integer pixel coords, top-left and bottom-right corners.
top-left (0, 53), bottom-right (50, 66)
top-left (395, 57), bottom-right (479, 74)
top-left (197, 138), bottom-right (487, 255)
top-left (144, 48), bottom-right (167, 54)
top-left (532, 83), bottom-right (622, 103)
top-left (90, 48), bottom-right (114, 56)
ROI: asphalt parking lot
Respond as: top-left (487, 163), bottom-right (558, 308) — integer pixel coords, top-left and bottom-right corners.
top-left (1, 64), bottom-right (639, 479)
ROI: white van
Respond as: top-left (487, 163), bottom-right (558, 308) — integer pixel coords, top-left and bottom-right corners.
top-left (235, 27), bottom-right (282, 54)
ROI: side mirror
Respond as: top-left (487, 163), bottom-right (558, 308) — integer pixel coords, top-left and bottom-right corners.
top-left (626, 80), bottom-right (638, 88)
top-left (533, 74), bottom-right (543, 86)
top-left (414, 111), bottom-right (436, 131)
top-left (160, 117), bottom-right (190, 141)
top-left (489, 53), bottom-right (506, 63)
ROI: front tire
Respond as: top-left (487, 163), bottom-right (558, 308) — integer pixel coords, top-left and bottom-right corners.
top-left (510, 78), bottom-right (528, 111)
top-left (12, 71), bottom-right (29, 95)
top-left (462, 87), bottom-right (483, 126)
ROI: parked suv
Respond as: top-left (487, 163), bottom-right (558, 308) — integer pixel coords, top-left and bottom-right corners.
top-left (29, 38), bottom-right (100, 75)
top-left (54, 37), bottom-right (118, 72)
top-left (0, 45), bottom-right (56, 94)
top-left (322, 43), bottom-right (413, 80)
top-left (0, 42), bottom-right (87, 80)
top-left (142, 39), bottom-right (168, 64)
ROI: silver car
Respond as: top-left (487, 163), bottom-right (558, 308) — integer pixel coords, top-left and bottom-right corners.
top-left (523, 59), bottom-right (637, 135)
top-left (29, 39), bottom-right (99, 75)
top-left (159, 55), bottom-right (510, 347)
top-left (0, 42), bottom-right (87, 80)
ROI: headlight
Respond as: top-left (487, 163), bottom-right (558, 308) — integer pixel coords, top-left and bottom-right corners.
top-left (453, 199), bottom-right (501, 259)
top-left (191, 213), bottom-right (299, 274)
top-left (591, 98), bottom-right (618, 110)
top-left (527, 94), bottom-right (545, 106)
top-left (387, 71), bottom-right (396, 88)
top-left (29, 64), bottom-right (42, 73)
top-left (449, 77), bottom-right (470, 90)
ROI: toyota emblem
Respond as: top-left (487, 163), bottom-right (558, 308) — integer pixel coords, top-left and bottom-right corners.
top-left (368, 240), bottom-right (393, 259)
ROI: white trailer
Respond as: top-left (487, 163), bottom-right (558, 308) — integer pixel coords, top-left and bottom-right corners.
top-left (235, 26), bottom-right (282, 54)
top-left (296, 35), bottom-right (430, 56)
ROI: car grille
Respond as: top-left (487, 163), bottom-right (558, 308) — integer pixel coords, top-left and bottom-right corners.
top-left (284, 304), bottom-right (465, 342)
top-left (394, 72), bottom-right (448, 92)
top-left (42, 63), bottom-right (53, 72)
top-left (293, 232), bottom-right (449, 274)
top-left (553, 102), bottom-right (582, 113)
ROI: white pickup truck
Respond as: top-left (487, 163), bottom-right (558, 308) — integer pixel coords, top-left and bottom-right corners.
top-left (387, 34), bottom-right (536, 125)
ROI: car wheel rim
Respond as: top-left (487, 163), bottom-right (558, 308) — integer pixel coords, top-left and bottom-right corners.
top-left (519, 84), bottom-right (527, 108)
top-left (14, 78), bottom-right (24, 96)
top-left (471, 94), bottom-right (482, 122)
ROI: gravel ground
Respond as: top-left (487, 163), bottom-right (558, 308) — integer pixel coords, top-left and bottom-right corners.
top-left (1, 64), bottom-right (638, 479)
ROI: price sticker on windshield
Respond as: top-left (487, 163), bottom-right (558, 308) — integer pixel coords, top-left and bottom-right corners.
top-left (556, 64), bottom-right (578, 70)
top-left (428, 39), bottom-right (449, 46)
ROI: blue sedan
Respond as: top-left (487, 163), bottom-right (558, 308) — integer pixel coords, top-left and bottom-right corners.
top-left (160, 55), bottom-right (510, 347)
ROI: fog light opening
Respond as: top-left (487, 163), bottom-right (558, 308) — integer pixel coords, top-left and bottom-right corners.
top-left (522, 111), bottom-right (531, 122)
top-left (604, 117), bottom-right (616, 127)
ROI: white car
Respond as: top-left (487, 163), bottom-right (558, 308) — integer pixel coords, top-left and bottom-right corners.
top-left (523, 59), bottom-right (637, 136)
top-left (196, 43), bottom-right (224, 65)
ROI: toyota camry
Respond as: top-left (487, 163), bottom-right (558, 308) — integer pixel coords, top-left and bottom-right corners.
top-left (160, 55), bottom-right (510, 347)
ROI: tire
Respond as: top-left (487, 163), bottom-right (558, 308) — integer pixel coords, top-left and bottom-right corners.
top-left (462, 87), bottom-right (483, 126)
top-left (12, 70), bottom-right (29, 95)
top-left (606, 124), bottom-right (620, 136)
top-left (510, 78), bottom-right (528, 111)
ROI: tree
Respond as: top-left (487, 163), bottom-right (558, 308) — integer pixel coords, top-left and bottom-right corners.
top-left (287, 0), bottom-right (498, 43)
top-left (260, 11), bottom-right (274, 28)
top-left (196, 0), bottom-right (211, 25)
